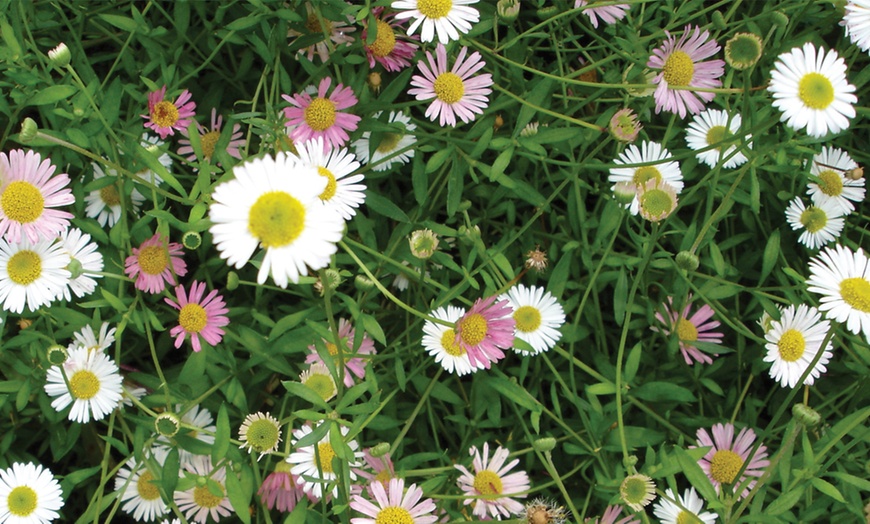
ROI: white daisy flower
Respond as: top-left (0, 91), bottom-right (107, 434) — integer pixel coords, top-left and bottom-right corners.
top-left (57, 227), bottom-right (103, 301)
top-left (353, 111), bottom-right (417, 172)
top-left (114, 448), bottom-right (170, 522)
top-left (137, 133), bottom-right (171, 185)
top-left (209, 152), bottom-right (345, 288)
top-left (652, 488), bottom-right (717, 524)
top-left (174, 456), bottom-right (233, 524)
top-left (768, 42), bottom-right (857, 138)
top-left (154, 404), bottom-right (216, 468)
top-left (499, 284), bottom-right (565, 355)
top-left (84, 163), bottom-right (145, 228)
top-left (292, 137), bottom-right (365, 220)
top-left (69, 321), bottom-right (116, 353)
top-left (807, 146), bottom-right (865, 215)
top-left (422, 305), bottom-right (482, 376)
top-left (844, 0), bottom-right (870, 53)
top-left (0, 462), bottom-right (64, 524)
top-left (391, 0), bottom-right (479, 44)
top-left (286, 422), bottom-right (362, 500)
top-left (784, 197), bottom-right (845, 250)
top-left (763, 304), bottom-right (833, 388)
top-left (0, 237), bottom-right (70, 314)
top-left (685, 109), bottom-right (751, 168)
top-left (807, 244), bottom-right (870, 342)
top-left (609, 140), bottom-right (683, 215)
top-left (44, 346), bottom-right (123, 423)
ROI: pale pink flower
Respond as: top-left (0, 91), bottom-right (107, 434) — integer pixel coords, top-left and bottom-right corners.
top-left (178, 108), bottom-right (245, 164)
top-left (165, 281), bottom-right (230, 352)
top-left (587, 505), bottom-right (640, 524)
top-left (350, 478), bottom-right (438, 524)
top-left (652, 295), bottom-right (723, 365)
top-left (574, 1), bottom-right (630, 28)
top-left (454, 296), bottom-right (516, 369)
top-left (409, 44), bottom-right (493, 127)
top-left (455, 442), bottom-right (530, 519)
top-left (354, 448), bottom-right (397, 496)
top-left (305, 318), bottom-right (377, 387)
top-left (142, 85), bottom-right (196, 139)
top-left (283, 77), bottom-right (361, 151)
top-left (124, 233), bottom-right (188, 294)
top-left (691, 422), bottom-right (770, 499)
top-left (258, 463), bottom-right (314, 512)
top-left (364, 8), bottom-right (419, 72)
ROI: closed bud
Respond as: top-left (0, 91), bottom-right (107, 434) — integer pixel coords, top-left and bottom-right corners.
top-left (66, 258), bottom-right (84, 280)
top-left (368, 72), bottom-right (382, 94)
top-left (612, 181), bottom-right (636, 205)
top-left (355, 274), bottom-right (375, 291)
top-left (793, 403), bottom-right (821, 427)
top-left (711, 11), bottom-right (726, 31)
top-left (675, 250), bottom-right (700, 271)
top-left (497, 0), bottom-right (520, 22)
top-left (48, 42), bottom-right (71, 68)
top-left (19, 118), bottom-right (38, 143)
top-left (770, 10), bottom-right (789, 28)
top-left (369, 442), bottom-right (391, 457)
top-left (532, 437), bottom-right (556, 452)
top-left (226, 271), bottom-right (239, 291)
top-left (409, 229), bottom-right (439, 259)
top-left (322, 268), bottom-right (342, 291)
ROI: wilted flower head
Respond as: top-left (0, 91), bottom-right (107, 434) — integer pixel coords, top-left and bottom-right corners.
top-left (409, 229), bottom-right (439, 259)
top-left (609, 108), bottom-right (642, 143)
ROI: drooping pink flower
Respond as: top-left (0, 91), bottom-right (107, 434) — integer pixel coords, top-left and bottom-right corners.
top-left (142, 85), bottom-right (196, 139)
top-left (350, 478), bottom-right (438, 524)
top-left (258, 463), bottom-right (314, 512)
top-left (574, 1), bottom-right (630, 28)
top-left (455, 442), bottom-right (530, 520)
top-left (178, 108), bottom-right (245, 164)
top-left (0, 149), bottom-right (74, 244)
top-left (124, 233), bottom-right (188, 294)
top-left (454, 295), bottom-right (516, 369)
top-left (354, 448), bottom-right (397, 497)
top-left (363, 8), bottom-right (419, 72)
top-left (651, 295), bottom-right (723, 365)
top-left (165, 281), bottom-right (230, 352)
top-left (305, 318), bottom-right (377, 387)
top-left (408, 44), bottom-right (493, 127)
top-left (283, 77), bottom-right (361, 151)
top-left (691, 423), bottom-right (770, 499)
top-left (647, 25), bottom-right (724, 118)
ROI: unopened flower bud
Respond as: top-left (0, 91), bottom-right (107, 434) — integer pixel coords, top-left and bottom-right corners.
top-left (497, 0), bottom-right (520, 22)
top-left (675, 250), bottom-right (700, 272)
top-left (48, 43), bottom-right (71, 68)
top-left (612, 181), bottom-right (636, 205)
top-left (793, 403), bottom-right (821, 427)
top-left (609, 109), bottom-right (641, 143)
top-left (19, 118), bottom-right (38, 143)
top-left (409, 229), bottom-right (439, 259)
top-left (532, 437), bottom-right (556, 452)
top-left (725, 32), bottom-right (763, 71)
top-left (369, 442), bottom-right (391, 457)
top-left (355, 274), bottom-right (375, 291)
top-left (368, 72), bottom-right (382, 94)
top-left (66, 258), bottom-right (84, 280)
top-left (226, 271), bottom-right (239, 291)
top-left (321, 268), bottom-right (342, 291)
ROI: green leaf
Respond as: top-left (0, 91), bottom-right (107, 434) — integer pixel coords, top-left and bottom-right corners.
top-left (28, 85), bottom-right (77, 106)
top-left (365, 192), bottom-right (410, 223)
top-left (489, 147), bottom-right (513, 182)
top-left (98, 14), bottom-right (139, 33)
top-left (674, 447), bottom-right (719, 504)
top-left (760, 230), bottom-right (780, 284)
top-left (100, 288), bottom-right (128, 313)
top-left (225, 469), bottom-right (252, 524)
top-left (212, 403), bottom-right (230, 464)
top-left (425, 147), bottom-right (453, 174)
top-left (586, 383), bottom-right (616, 395)
top-left (765, 487), bottom-right (803, 515)
top-left (226, 15), bottom-right (263, 31)
top-left (810, 477), bottom-right (845, 503)
top-left (161, 448), bottom-right (180, 497)
top-left (489, 376), bottom-right (540, 413)
top-left (282, 380), bottom-right (330, 410)
top-left (624, 343), bottom-right (642, 383)
top-left (632, 382), bottom-right (696, 403)
top-left (613, 268), bottom-right (627, 325)
top-left (360, 314), bottom-right (386, 345)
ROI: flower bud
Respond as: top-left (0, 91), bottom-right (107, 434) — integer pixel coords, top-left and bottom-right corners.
top-left (532, 437), bottom-right (556, 452)
top-left (321, 268), bottom-right (342, 291)
top-left (19, 118), bottom-right (38, 143)
top-left (226, 271), bottom-right (239, 291)
top-left (409, 229), bottom-right (439, 259)
top-left (675, 250), bottom-right (700, 271)
top-left (792, 403), bottom-right (821, 427)
top-left (497, 0), bottom-right (520, 22)
top-left (369, 442), bottom-right (392, 457)
top-left (48, 43), bottom-right (71, 68)
top-left (355, 274), bottom-right (375, 291)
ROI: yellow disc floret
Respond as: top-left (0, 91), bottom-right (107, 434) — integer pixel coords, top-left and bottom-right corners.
top-left (7, 486), bottom-right (38, 517)
top-left (417, 0), bottom-right (453, 19)
top-left (69, 370), bottom-right (100, 400)
top-left (200, 130), bottom-right (221, 159)
top-left (799, 207), bottom-right (827, 233)
top-left (137, 471), bottom-right (161, 501)
top-left (433, 72), bottom-right (465, 104)
top-left (193, 483), bottom-right (224, 509)
top-left (370, 20), bottom-right (397, 58)
top-left (840, 277), bottom-right (870, 312)
top-left (709, 449), bottom-right (744, 485)
top-left (2, 181), bottom-right (44, 224)
top-left (137, 245), bottom-right (169, 276)
top-left (459, 313), bottom-right (488, 346)
top-left (440, 328), bottom-right (466, 356)
top-left (798, 73), bottom-right (834, 110)
top-left (676, 318), bottom-right (699, 342)
top-left (817, 170), bottom-right (844, 197)
top-left (316, 442), bottom-right (336, 474)
top-left (375, 506), bottom-right (415, 524)
top-left (317, 167), bottom-right (338, 201)
top-left (151, 100), bottom-right (180, 128)
top-left (472, 470), bottom-right (503, 497)
top-left (248, 191), bottom-right (306, 249)
top-left (777, 329), bottom-right (805, 362)
top-left (632, 166), bottom-right (661, 185)
top-left (304, 98), bottom-right (337, 132)
top-left (662, 51), bottom-right (695, 87)
top-left (514, 306), bottom-right (542, 333)
top-left (179, 303), bottom-right (208, 333)
top-left (7, 250), bottom-right (42, 285)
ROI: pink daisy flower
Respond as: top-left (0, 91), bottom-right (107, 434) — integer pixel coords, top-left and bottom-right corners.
top-left (124, 233), bottom-right (188, 294)
top-left (289, 3), bottom-right (356, 63)
top-left (363, 8), bottom-right (419, 72)
top-left (587, 505), bottom-right (640, 524)
top-left (454, 295), bottom-right (516, 369)
top-left (0, 149), bottom-right (74, 244)
top-left (165, 280), bottom-right (230, 352)
top-left (350, 478), bottom-right (438, 524)
top-left (258, 463), bottom-right (315, 512)
top-left (142, 85), bottom-right (196, 139)
top-left (354, 448), bottom-right (397, 496)
top-left (651, 295), bottom-right (723, 365)
top-left (178, 108), bottom-right (245, 164)
top-left (574, 1), bottom-right (630, 28)
top-left (305, 318), bottom-right (377, 387)
top-left (691, 423), bottom-right (770, 499)
top-left (408, 44), bottom-right (493, 127)
top-left (455, 442), bottom-right (530, 520)
top-left (647, 25), bottom-right (725, 118)
top-left (283, 77), bottom-right (361, 151)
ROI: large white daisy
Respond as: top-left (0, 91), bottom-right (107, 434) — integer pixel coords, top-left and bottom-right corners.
top-left (768, 42), bottom-right (857, 138)
top-left (0, 237), bottom-right (70, 314)
top-left (844, 0), bottom-right (870, 53)
top-left (685, 109), bottom-right (751, 169)
top-left (609, 140), bottom-right (683, 215)
top-left (57, 227), bottom-right (103, 301)
top-left (807, 146), bottom-right (865, 215)
top-left (763, 304), bottom-right (833, 388)
top-left (784, 197), bottom-right (845, 250)
top-left (353, 111), bottom-right (417, 172)
top-left (292, 137), bottom-right (365, 220)
top-left (44, 346), bottom-right (123, 423)
top-left (499, 284), bottom-right (565, 355)
top-left (0, 462), bottom-right (64, 524)
top-left (286, 422), bottom-right (362, 500)
top-left (422, 305), bottom-right (482, 376)
top-left (114, 448), bottom-right (170, 522)
top-left (209, 152), bottom-right (345, 288)
top-left (806, 244), bottom-right (870, 342)
top-left (652, 488), bottom-right (717, 524)
top-left (391, 0), bottom-right (479, 44)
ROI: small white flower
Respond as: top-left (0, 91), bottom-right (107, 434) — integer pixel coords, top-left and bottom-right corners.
top-left (353, 111), bottom-right (417, 172)
top-left (292, 137), bottom-right (365, 220)
top-left (44, 347), bottom-right (123, 423)
top-left (422, 305), bottom-right (482, 376)
top-left (391, 0), bottom-right (480, 44)
top-left (499, 284), bottom-right (565, 355)
top-left (685, 109), bottom-right (751, 168)
top-left (286, 422), bottom-right (362, 500)
top-left (784, 197), bottom-right (845, 250)
top-left (763, 304), bottom-right (833, 388)
top-left (0, 462), bottom-right (65, 523)
top-left (609, 141), bottom-right (683, 215)
top-left (807, 146), bottom-right (865, 215)
top-left (652, 488), bottom-right (717, 524)
top-left (806, 244), bottom-right (870, 342)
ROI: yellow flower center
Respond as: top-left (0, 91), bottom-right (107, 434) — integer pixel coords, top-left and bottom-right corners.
top-left (193, 483), bottom-right (224, 509)
top-left (317, 166), bottom-right (338, 201)
top-left (798, 72), bottom-right (834, 110)
top-left (514, 305), bottom-right (542, 333)
top-left (675, 317), bottom-right (698, 342)
top-left (777, 328), bottom-right (805, 362)
top-left (799, 206), bottom-right (827, 233)
top-left (373, 468), bottom-right (393, 487)
top-left (317, 442), bottom-right (336, 474)
top-left (375, 506), bottom-right (415, 524)
top-left (245, 418), bottom-right (280, 453)
top-left (472, 470), bottom-right (503, 497)
top-left (439, 328), bottom-right (466, 357)
top-left (376, 133), bottom-right (402, 154)
top-left (137, 245), bottom-right (169, 276)
top-left (304, 98), bottom-right (337, 132)
top-left (639, 188), bottom-right (674, 219)
top-left (662, 50), bottom-right (695, 87)
top-left (247, 191), bottom-right (306, 249)
top-left (179, 303), bottom-right (208, 334)
top-left (840, 277), bottom-right (870, 312)
top-left (151, 100), bottom-right (180, 128)
top-left (370, 20), bottom-right (397, 58)
top-left (306, 13), bottom-right (325, 33)
top-left (620, 476), bottom-right (651, 505)
top-left (302, 373), bottom-right (336, 401)
top-left (417, 0), bottom-right (453, 18)
top-left (817, 170), bottom-right (843, 197)
top-left (705, 125), bottom-right (731, 150)
top-left (137, 471), bottom-right (161, 501)
top-left (100, 184), bottom-right (121, 206)
top-left (709, 449), bottom-right (744, 485)
top-left (2, 180), bottom-right (44, 224)
top-left (458, 313), bottom-right (488, 346)
top-left (632, 166), bottom-right (661, 185)
top-left (7, 486), bottom-right (38, 517)
top-left (676, 511), bottom-right (694, 524)
top-left (201, 130), bottom-right (221, 160)
top-left (70, 369), bottom-right (100, 400)
top-left (433, 72), bottom-right (465, 104)
top-left (7, 250), bottom-right (42, 285)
